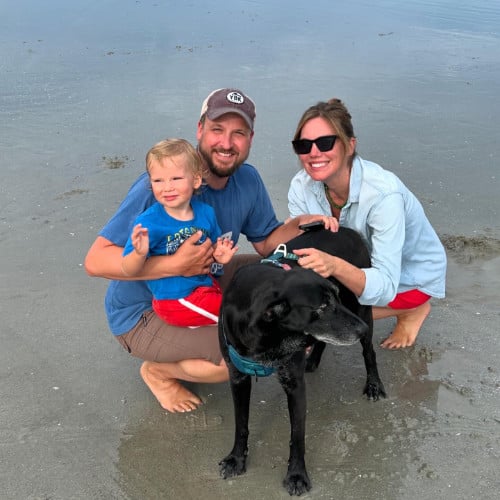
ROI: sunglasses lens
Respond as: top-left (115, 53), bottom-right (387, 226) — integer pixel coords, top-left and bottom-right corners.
top-left (316, 135), bottom-right (336, 152)
top-left (292, 135), bottom-right (337, 154)
top-left (292, 139), bottom-right (312, 155)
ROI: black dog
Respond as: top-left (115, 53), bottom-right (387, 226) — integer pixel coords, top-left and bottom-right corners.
top-left (218, 227), bottom-right (386, 495)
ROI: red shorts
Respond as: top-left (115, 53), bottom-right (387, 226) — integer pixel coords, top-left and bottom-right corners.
top-left (153, 281), bottom-right (223, 327)
top-left (388, 289), bottom-right (431, 309)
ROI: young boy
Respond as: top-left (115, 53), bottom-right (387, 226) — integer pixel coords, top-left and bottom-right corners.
top-left (121, 138), bottom-right (238, 327)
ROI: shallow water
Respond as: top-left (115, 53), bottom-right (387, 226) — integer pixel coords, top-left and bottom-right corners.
top-left (1, 1), bottom-right (499, 499)
top-left (2, 0), bottom-right (499, 235)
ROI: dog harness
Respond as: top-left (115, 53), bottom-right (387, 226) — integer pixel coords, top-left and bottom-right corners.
top-left (260, 243), bottom-right (299, 270)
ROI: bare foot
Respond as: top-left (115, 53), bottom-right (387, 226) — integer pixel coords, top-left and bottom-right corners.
top-left (140, 361), bottom-right (202, 413)
top-left (380, 301), bottom-right (431, 349)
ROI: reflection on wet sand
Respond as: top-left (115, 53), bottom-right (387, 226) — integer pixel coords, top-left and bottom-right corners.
top-left (114, 343), bottom-right (444, 499)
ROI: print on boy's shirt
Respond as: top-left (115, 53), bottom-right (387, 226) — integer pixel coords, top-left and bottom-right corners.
top-left (164, 226), bottom-right (209, 254)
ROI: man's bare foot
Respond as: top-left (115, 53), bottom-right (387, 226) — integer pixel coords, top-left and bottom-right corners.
top-left (380, 301), bottom-right (431, 349)
top-left (140, 361), bottom-right (202, 413)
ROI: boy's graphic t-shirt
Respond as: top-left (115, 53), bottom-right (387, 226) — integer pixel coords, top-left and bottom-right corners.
top-left (123, 199), bottom-right (221, 300)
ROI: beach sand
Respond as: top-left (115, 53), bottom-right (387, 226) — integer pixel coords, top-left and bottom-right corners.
top-left (1, 195), bottom-right (499, 499)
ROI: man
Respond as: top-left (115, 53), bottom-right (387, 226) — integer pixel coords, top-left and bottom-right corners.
top-left (85, 88), bottom-right (327, 413)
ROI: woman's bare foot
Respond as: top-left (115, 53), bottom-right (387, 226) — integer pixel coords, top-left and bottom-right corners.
top-left (380, 301), bottom-right (431, 349)
top-left (140, 361), bottom-right (202, 413)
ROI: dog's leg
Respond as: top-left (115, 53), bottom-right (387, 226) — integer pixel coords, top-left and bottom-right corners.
top-left (279, 352), bottom-right (312, 496)
top-left (219, 370), bottom-right (252, 478)
top-left (360, 315), bottom-right (386, 400)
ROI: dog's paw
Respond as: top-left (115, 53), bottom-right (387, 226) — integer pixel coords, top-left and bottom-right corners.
top-left (363, 379), bottom-right (387, 401)
top-left (283, 471), bottom-right (311, 496)
top-left (219, 455), bottom-right (246, 479)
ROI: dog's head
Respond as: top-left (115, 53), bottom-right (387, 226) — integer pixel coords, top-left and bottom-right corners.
top-left (222, 265), bottom-right (368, 361)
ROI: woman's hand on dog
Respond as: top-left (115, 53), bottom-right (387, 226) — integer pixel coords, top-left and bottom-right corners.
top-left (321, 216), bottom-right (339, 232)
top-left (294, 247), bottom-right (367, 298)
top-left (290, 215), bottom-right (339, 233)
top-left (294, 247), bottom-right (336, 279)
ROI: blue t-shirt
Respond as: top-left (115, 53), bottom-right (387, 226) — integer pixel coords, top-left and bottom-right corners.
top-left (100, 164), bottom-right (282, 334)
top-left (123, 199), bottom-right (221, 300)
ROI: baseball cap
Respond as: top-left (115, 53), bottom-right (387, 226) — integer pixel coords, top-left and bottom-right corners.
top-left (200, 88), bottom-right (256, 129)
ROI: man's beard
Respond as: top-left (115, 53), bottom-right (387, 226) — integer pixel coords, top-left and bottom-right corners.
top-left (198, 144), bottom-right (247, 178)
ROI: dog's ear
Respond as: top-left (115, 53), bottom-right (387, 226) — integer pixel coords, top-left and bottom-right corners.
top-left (262, 301), bottom-right (289, 322)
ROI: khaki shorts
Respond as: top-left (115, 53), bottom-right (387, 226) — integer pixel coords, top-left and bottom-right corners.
top-left (115, 253), bottom-right (261, 365)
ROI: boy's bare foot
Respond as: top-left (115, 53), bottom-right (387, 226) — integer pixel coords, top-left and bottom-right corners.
top-left (380, 301), bottom-right (431, 349)
top-left (140, 361), bottom-right (202, 413)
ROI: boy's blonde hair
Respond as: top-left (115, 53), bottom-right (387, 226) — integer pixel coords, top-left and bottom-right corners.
top-left (145, 138), bottom-right (202, 177)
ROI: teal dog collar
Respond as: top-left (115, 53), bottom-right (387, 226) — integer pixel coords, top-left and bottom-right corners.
top-left (227, 344), bottom-right (276, 377)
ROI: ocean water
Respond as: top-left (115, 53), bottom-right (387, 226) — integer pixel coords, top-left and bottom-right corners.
top-left (1, 0), bottom-right (498, 239)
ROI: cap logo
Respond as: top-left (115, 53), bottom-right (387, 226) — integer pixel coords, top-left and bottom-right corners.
top-left (226, 91), bottom-right (244, 105)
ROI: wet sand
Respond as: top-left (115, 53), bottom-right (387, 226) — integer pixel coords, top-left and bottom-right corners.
top-left (1, 151), bottom-right (499, 499)
top-left (1, 209), bottom-right (499, 499)
top-left (1, 0), bottom-right (500, 499)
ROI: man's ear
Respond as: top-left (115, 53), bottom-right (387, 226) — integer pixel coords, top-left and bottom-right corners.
top-left (196, 120), bottom-right (203, 141)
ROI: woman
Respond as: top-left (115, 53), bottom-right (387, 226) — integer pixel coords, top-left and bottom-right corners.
top-left (288, 98), bottom-right (447, 349)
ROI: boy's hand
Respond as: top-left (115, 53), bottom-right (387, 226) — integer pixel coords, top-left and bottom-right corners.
top-left (213, 237), bottom-right (239, 264)
top-left (131, 224), bottom-right (149, 256)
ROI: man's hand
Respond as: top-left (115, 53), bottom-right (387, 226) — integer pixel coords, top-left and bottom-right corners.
top-left (172, 231), bottom-right (214, 276)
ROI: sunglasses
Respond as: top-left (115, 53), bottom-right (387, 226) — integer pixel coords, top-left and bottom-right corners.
top-left (292, 135), bottom-right (338, 155)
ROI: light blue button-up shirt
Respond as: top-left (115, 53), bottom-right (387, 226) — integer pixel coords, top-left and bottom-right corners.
top-left (288, 156), bottom-right (447, 306)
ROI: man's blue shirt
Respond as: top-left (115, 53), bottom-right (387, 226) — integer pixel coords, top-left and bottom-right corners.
top-left (100, 164), bottom-right (282, 334)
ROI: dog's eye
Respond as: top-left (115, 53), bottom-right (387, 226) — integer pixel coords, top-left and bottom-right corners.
top-left (311, 303), bottom-right (329, 320)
